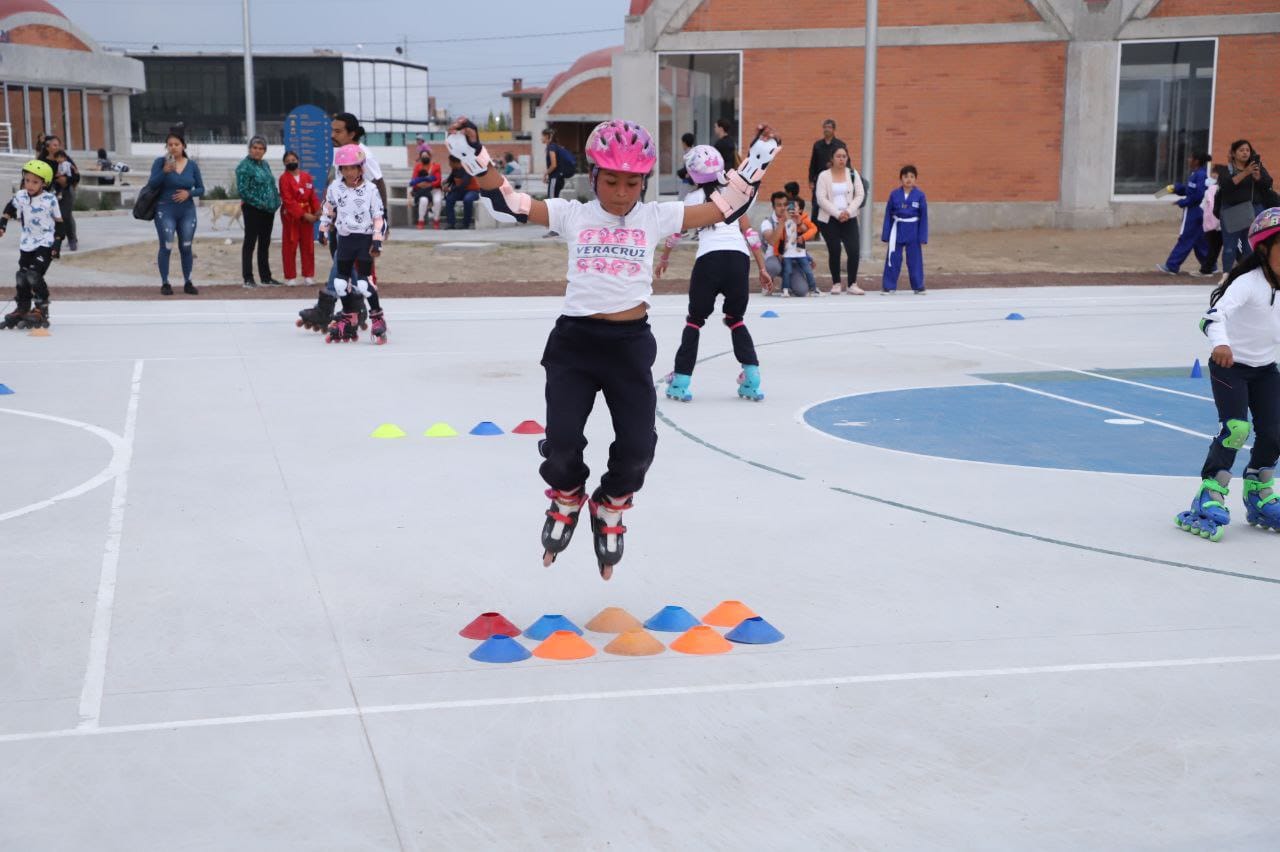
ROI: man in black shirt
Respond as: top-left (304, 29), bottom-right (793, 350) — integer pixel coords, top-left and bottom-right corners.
top-left (713, 118), bottom-right (737, 170)
top-left (808, 118), bottom-right (846, 211)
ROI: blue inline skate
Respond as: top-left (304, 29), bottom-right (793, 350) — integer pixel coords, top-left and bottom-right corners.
top-left (737, 364), bottom-right (764, 401)
top-left (1175, 472), bottom-right (1231, 542)
top-left (665, 372), bottom-right (693, 402)
top-left (1243, 468), bottom-right (1280, 532)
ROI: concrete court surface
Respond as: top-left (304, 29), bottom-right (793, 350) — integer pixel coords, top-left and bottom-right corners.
top-left (1, 285), bottom-right (1278, 851)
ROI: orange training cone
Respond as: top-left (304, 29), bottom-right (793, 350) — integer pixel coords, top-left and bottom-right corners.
top-left (585, 606), bottom-right (643, 633)
top-left (604, 629), bottom-right (665, 656)
top-left (702, 600), bottom-right (758, 627)
top-left (670, 625), bottom-right (733, 655)
top-left (532, 630), bottom-right (597, 660)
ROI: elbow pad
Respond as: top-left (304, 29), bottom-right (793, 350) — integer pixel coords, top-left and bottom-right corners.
top-left (480, 176), bottom-right (532, 224)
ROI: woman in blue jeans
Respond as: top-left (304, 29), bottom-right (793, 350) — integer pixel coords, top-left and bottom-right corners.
top-left (145, 132), bottom-right (204, 295)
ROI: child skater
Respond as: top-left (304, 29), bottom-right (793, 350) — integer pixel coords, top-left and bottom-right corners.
top-left (279, 150), bottom-right (320, 286)
top-left (1156, 152), bottom-right (1211, 276)
top-left (881, 164), bottom-right (929, 294)
top-left (655, 145), bottom-right (772, 402)
top-left (0, 160), bottom-right (61, 330)
top-left (317, 144), bottom-right (388, 344)
top-left (447, 117), bottom-right (779, 579)
top-left (1178, 208), bottom-right (1280, 541)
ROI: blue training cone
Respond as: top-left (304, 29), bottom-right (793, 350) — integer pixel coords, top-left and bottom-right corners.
top-left (524, 614), bottom-right (584, 641)
top-left (1190, 358), bottom-right (1203, 379)
top-left (469, 420), bottom-right (504, 436)
top-left (761, 310), bottom-right (779, 318)
top-left (0, 384), bottom-right (12, 394)
top-left (643, 605), bottom-right (701, 633)
top-left (725, 616), bottom-right (785, 645)
top-left (1005, 312), bottom-right (1024, 321)
top-left (469, 634), bottom-right (531, 663)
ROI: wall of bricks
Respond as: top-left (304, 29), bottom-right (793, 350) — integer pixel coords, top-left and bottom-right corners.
top-left (5, 23), bottom-right (90, 51)
top-left (1212, 35), bottom-right (1280, 165)
top-left (682, 0), bottom-right (1039, 31)
top-left (742, 42), bottom-right (1065, 203)
top-left (1151, 0), bottom-right (1276, 17)
top-left (548, 77), bottom-right (613, 117)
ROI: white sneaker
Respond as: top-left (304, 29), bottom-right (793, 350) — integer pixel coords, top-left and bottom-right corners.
top-left (303, 277), bottom-right (316, 286)
top-left (830, 284), bottom-right (844, 295)
top-left (781, 290), bottom-right (791, 298)
top-left (849, 285), bottom-right (866, 295)
top-left (284, 278), bottom-right (297, 287)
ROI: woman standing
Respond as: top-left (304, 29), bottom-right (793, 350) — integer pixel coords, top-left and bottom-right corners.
top-left (38, 135), bottom-right (79, 254)
top-left (1219, 139), bottom-right (1274, 278)
top-left (235, 135), bottom-right (282, 288)
top-left (144, 132), bottom-right (204, 295)
top-left (278, 150), bottom-right (319, 285)
top-left (815, 145), bottom-right (865, 294)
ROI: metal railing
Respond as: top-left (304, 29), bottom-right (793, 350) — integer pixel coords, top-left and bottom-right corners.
top-left (0, 123), bottom-right (12, 155)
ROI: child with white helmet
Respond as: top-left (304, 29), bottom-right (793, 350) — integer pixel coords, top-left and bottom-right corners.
top-left (655, 144), bottom-right (772, 402)
top-left (0, 160), bottom-right (62, 329)
top-left (1179, 207), bottom-right (1280, 540)
top-left (447, 116), bottom-right (779, 579)
top-left (317, 143), bottom-right (388, 344)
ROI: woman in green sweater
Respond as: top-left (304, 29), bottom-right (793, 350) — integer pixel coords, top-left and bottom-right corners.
top-left (235, 135), bottom-right (282, 287)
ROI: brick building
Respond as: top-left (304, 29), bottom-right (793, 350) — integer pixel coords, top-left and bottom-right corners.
top-left (611, 0), bottom-right (1279, 229)
top-left (0, 0), bottom-right (143, 153)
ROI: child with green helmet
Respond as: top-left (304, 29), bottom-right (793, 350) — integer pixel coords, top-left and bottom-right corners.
top-left (0, 160), bottom-right (62, 329)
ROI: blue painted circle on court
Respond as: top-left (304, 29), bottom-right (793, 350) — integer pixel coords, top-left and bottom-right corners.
top-left (803, 370), bottom-right (1218, 477)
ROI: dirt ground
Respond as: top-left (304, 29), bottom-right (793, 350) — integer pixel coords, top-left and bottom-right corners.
top-left (56, 221), bottom-right (1204, 300)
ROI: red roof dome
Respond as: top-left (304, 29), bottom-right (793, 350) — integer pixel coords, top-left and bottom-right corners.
top-left (0, 0), bottom-right (67, 18)
top-left (544, 45), bottom-right (622, 105)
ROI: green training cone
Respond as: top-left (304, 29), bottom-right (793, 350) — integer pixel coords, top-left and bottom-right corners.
top-left (371, 423), bottom-right (407, 439)
top-left (424, 422), bottom-right (459, 437)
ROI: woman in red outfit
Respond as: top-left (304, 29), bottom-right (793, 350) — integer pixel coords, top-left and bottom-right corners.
top-left (278, 150), bottom-right (320, 285)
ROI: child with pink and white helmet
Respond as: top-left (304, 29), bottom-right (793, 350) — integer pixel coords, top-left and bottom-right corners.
top-left (316, 143), bottom-right (388, 344)
top-left (655, 144), bottom-right (773, 403)
top-left (447, 116), bottom-right (780, 579)
top-left (1179, 207), bottom-right (1280, 541)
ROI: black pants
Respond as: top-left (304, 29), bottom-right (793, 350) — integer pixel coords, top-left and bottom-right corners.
top-left (1201, 360), bottom-right (1280, 478)
top-left (334, 232), bottom-right (382, 313)
top-left (674, 250), bottom-right (759, 375)
top-left (549, 175), bottom-right (565, 198)
top-left (15, 248), bottom-right (52, 304)
top-left (820, 216), bottom-right (860, 284)
top-left (56, 189), bottom-right (76, 243)
top-left (241, 204), bottom-right (275, 282)
top-left (539, 315), bottom-right (658, 497)
top-left (1201, 231), bottom-right (1223, 275)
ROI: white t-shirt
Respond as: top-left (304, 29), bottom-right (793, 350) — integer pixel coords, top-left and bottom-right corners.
top-left (320, 180), bottom-right (385, 237)
top-left (546, 197), bottom-right (686, 316)
top-left (9, 191), bottom-right (61, 251)
top-left (831, 181), bottom-right (851, 213)
top-left (681, 191), bottom-right (747, 257)
top-left (1202, 267), bottom-right (1280, 367)
top-left (782, 219), bottom-right (807, 258)
top-left (333, 143), bottom-right (383, 185)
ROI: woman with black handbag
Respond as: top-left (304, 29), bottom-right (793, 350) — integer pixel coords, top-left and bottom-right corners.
top-left (144, 132), bottom-right (205, 295)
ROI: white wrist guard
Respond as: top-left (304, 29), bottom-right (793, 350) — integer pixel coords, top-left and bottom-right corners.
top-left (480, 176), bottom-right (533, 224)
top-left (710, 171), bottom-right (758, 224)
top-left (737, 132), bottom-right (780, 183)
top-left (446, 132), bottom-right (492, 176)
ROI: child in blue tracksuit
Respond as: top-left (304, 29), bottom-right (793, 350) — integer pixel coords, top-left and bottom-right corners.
top-left (881, 164), bottom-right (928, 293)
top-left (1158, 152), bottom-right (1212, 276)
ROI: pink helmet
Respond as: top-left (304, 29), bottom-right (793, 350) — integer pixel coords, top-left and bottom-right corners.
top-left (334, 144), bottom-right (364, 167)
top-left (585, 120), bottom-right (657, 175)
top-left (1248, 207), bottom-right (1280, 252)
top-left (683, 145), bottom-right (725, 185)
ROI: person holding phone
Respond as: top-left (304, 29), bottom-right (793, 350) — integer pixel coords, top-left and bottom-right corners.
top-left (144, 132), bottom-right (204, 295)
top-left (1219, 140), bottom-right (1274, 279)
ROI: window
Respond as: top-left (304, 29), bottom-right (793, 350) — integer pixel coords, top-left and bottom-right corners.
top-left (657, 52), bottom-right (740, 196)
top-left (1114, 40), bottom-right (1215, 196)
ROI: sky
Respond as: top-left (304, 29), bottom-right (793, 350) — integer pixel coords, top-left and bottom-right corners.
top-left (55, 0), bottom-right (631, 117)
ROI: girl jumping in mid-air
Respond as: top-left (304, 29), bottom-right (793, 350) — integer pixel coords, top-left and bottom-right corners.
top-left (446, 117), bottom-right (779, 579)
top-left (1178, 208), bottom-right (1280, 541)
top-left (317, 144), bottom-right (388, 344)
top-left (655, 144), bottom-right (772, 402)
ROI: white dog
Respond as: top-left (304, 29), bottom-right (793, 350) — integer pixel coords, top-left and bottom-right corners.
top-left (207, 200), bottom-right (244, 230)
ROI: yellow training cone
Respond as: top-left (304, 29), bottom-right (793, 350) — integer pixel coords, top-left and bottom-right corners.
top-left (371, 423), bottom-right (407, 439)
top-left (27, 328), bottom-right (50, 337)
top-left (424, 422), bottom-right (459, 438)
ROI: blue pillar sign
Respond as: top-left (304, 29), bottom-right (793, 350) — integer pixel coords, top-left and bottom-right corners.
top-left (283, 104), bottom-right (333, 214)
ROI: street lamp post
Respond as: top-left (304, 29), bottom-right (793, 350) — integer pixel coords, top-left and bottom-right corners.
top-left (860, 0), bottom-right (877, 263)
top-left (242, 0), bottom-right (256, 140)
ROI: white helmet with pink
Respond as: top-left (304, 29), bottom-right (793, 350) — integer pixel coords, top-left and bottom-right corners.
top-left (683, 145), bottom-right (725, 185)
top-left (585, 120), bottom-right (658, 177)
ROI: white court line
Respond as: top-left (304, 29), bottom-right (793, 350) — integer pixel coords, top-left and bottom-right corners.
top-left (76, 358), bottom-right (144, 730)
top-left (0, 410), bottom-right (127, 523)
top-left (947, 341), bottom-right (1214, 402)
top-left (3, 652), bottom-right (1277, 746)
top-left (1000, 382), bottom-right (1213, 440)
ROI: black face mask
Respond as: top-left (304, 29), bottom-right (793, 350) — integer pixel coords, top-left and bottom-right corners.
top-left (285, 162), bottom-right (299, 171)
top-left (420, 158), bottom-right (430, 164)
